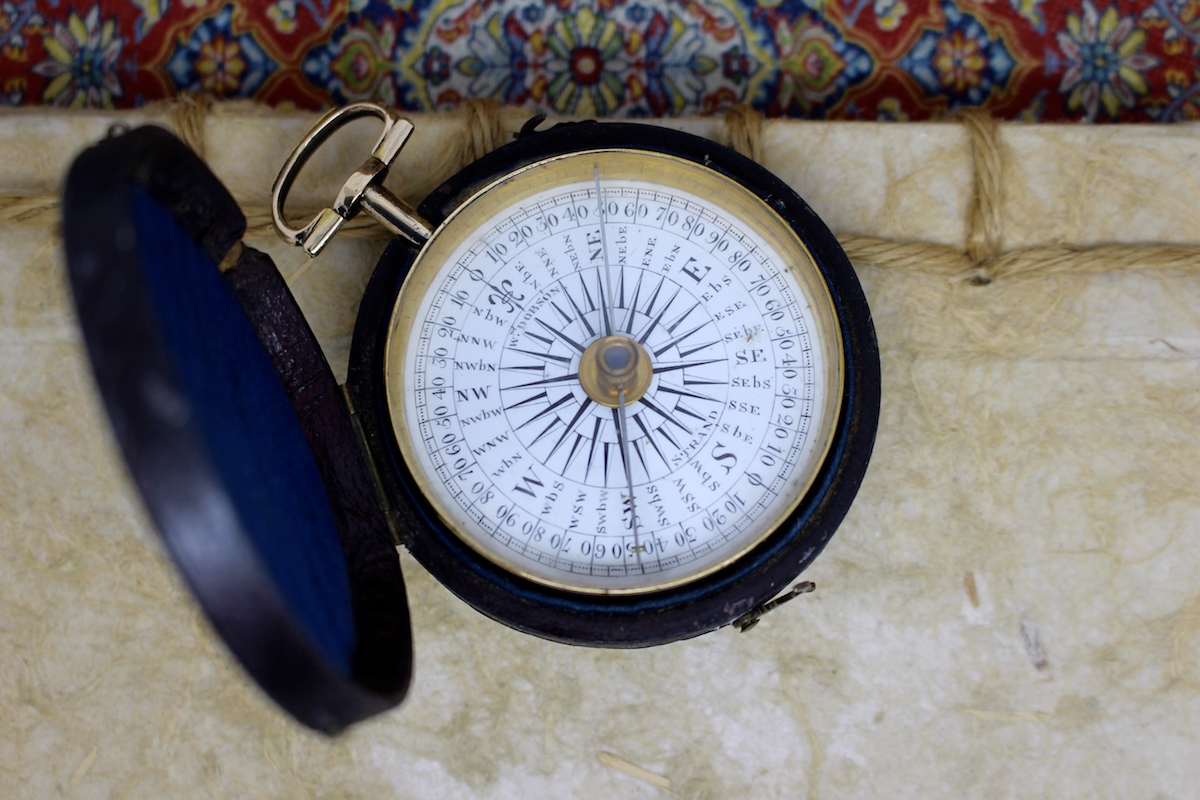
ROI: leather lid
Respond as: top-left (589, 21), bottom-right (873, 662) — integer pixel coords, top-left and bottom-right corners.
top-left (62, 125), bottom-right (411, 734)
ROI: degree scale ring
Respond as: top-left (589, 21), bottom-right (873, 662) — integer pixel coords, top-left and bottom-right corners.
top-left (385, 149), bottom-right (844, 595)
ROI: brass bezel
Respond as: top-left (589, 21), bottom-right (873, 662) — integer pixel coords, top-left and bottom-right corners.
top-left (384, 149), bottom-right (844, 595)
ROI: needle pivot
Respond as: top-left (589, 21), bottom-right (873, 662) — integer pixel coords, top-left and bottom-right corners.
top-left (579, 336), bottom-right (653, 408)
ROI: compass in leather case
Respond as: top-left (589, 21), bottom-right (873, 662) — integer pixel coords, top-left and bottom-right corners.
top-left (63, 102), bottom-right (879, 733)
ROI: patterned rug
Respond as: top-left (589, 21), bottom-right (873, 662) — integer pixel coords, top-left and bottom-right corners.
top-left (1, 0), bottom-right (1198, 121)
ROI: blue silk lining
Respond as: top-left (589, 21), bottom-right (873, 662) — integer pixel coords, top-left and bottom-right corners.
top-left (132, 188), bottom-right (356, 673)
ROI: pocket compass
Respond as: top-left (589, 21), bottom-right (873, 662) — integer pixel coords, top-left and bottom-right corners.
top-left (64, 102), bottom-right (878, 733)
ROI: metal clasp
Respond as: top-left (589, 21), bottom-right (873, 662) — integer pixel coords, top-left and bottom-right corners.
top-left (271, 101), bottom-right (432, 257)
top-left (734, 581), bottom-right (816, 633)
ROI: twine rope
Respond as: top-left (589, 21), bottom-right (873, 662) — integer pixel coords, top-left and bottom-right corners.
top-left (167, 92), bottom-right (213, 159)
top-left (723, 104), bottom-right (764, 165)
top-left (958, 108), bottom-right (1004, 266)
top-left (462, 97), bottom-right (506, 164)
top-left (3, 95), bottom-right (1199, 281)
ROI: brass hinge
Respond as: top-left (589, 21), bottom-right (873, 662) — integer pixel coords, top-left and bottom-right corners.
top-left (734, 581), bottom-right (816, 633)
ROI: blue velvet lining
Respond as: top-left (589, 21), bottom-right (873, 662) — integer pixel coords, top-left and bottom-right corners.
top-left (132, 188), bottom-right (356, 673)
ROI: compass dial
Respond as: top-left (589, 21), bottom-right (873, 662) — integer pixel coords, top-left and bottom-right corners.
top-left (385, 150), bottom-right (843, 595)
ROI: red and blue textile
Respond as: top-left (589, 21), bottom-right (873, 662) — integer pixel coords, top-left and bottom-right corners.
top-left (1, 0), bottom-right (1197, 120)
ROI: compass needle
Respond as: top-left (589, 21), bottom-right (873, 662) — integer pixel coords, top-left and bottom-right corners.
top-left (595, 167), bottom-right (616, 337)
top-left (615, 390), bottom-right (642, 566)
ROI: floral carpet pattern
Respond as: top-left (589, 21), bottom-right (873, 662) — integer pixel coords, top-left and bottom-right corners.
top-left (0, 0), bottom-right (1197, 121)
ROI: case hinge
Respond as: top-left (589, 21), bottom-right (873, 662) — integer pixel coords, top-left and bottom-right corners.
top-left (340, 382), bottom-right (405, 548)
top-left (734, 581), bottom-right (816, 633)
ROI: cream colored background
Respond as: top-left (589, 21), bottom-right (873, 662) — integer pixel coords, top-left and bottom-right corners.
top-left (1, 108), bottom-right (1199, 798)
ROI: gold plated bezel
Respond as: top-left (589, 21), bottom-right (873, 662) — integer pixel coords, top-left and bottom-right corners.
top-left (384, 149), bottom-right (844, 595)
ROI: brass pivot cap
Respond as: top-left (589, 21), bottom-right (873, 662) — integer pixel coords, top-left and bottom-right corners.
top-left (579, 336), bottom-right (653, 408)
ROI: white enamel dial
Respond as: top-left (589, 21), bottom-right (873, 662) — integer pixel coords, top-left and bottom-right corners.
top-left (386, 150), bottom-right (842, 594)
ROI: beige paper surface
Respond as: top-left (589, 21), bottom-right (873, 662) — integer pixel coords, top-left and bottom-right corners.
top-left (1, 108), bottom-right (1198, 798)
